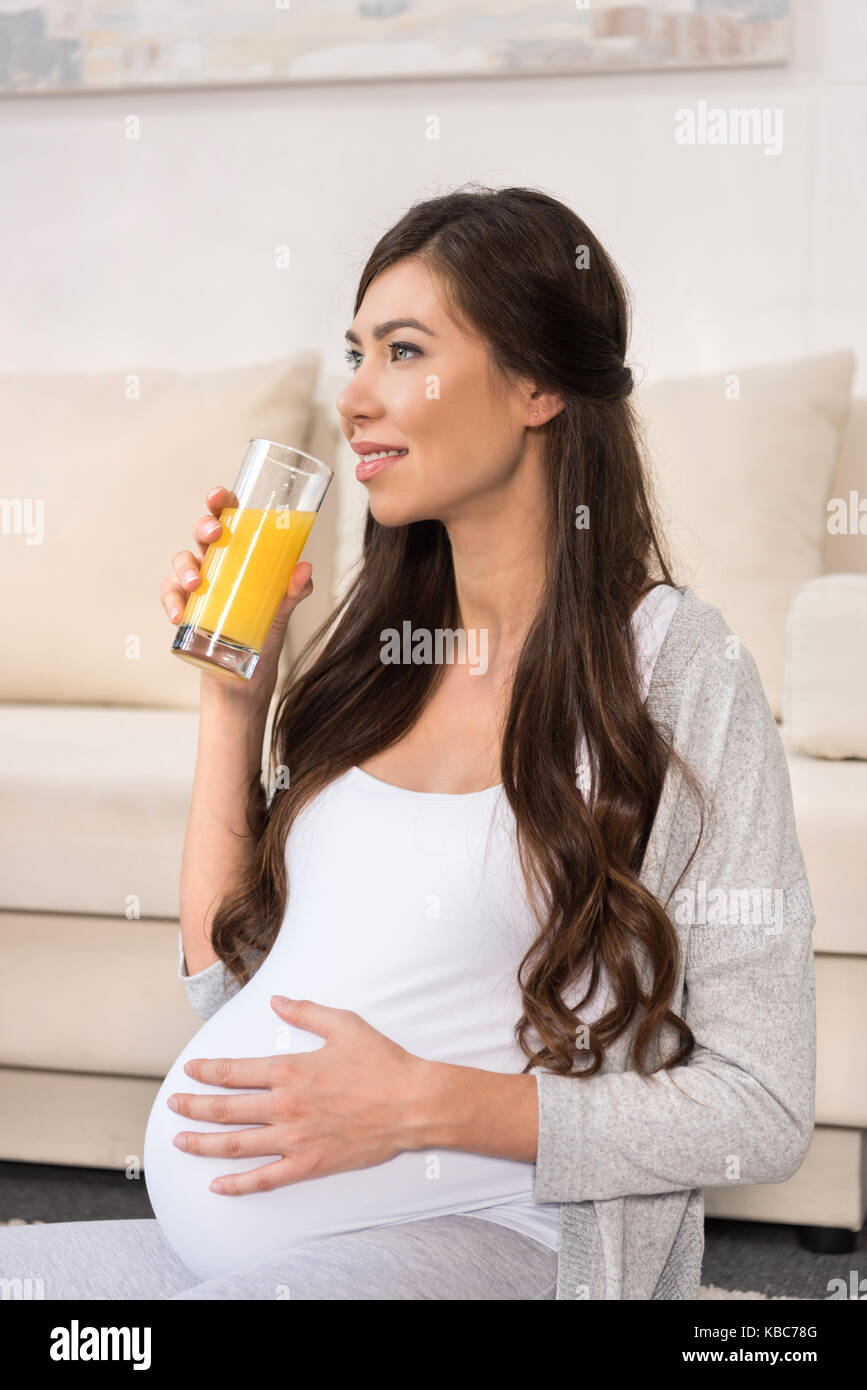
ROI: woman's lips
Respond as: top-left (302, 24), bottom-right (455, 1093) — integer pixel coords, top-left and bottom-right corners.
top-left (355, 451), bottom-right (407, 482)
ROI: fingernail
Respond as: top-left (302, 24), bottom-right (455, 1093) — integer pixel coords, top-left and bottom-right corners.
top-left (173, 1134), bottom-right (187, 1151)
top-left (203, 521), bottom-right (220, 536)
top-left (183, 570), bottom-right (199, 585)
top-left (167, 1096), bottom-right (179, 1111)
top-left (170, 606), bottom-right (182, 622)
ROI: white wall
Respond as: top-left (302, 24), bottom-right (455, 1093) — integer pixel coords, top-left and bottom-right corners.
top-left (1, 0), bottom-right (865, 395)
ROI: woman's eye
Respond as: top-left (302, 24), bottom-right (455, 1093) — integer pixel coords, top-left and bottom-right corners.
top-left (343, 341), bottom-right (422, 372)
top-left (387, 340), bottom-right (421, 363)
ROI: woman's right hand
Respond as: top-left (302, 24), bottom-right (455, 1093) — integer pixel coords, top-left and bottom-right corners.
top-left (161, 484), bottom-right (315, 706)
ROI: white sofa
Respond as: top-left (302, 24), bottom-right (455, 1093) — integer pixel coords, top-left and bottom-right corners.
top-left (0, 349), bottom-right (864, 1250)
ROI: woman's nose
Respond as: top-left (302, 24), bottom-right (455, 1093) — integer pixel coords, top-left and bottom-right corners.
top-left (337, 379), bottom-right (382, 426)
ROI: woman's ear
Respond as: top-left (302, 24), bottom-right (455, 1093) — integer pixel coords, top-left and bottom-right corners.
top-left (528, 390), bottom-right (566, 426)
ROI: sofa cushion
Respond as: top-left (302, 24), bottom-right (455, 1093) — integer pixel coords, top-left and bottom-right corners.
top-left (813, 955), bottom-right (867, 1128)
top-left (637, 348), bottom-right (856, 718)
top-left (0, 702), bottom-right (271, 918)
top-left (0, 913), bottom-right (200, 1077)
top-left (822, 395), bottom-right (867, 577)
top-left (0, 353), bottom-right (320, 707)
top-left (785, 747), bottom-right (867, 955)
top-left (783, 573), bottom-right (867, 758)
top-left (703, 1126), bottom-right (867, 1230)
top-left (0, 1068), bottom-right (164, 1169)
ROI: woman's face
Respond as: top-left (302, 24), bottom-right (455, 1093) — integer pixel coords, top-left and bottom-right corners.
top-left (337, 258), bottom-right (545, 528)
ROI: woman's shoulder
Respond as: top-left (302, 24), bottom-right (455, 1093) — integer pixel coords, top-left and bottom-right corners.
top-left (643, 590), bottom-right (806, 909)
top-left (647, 585), bottom-right (772, 728)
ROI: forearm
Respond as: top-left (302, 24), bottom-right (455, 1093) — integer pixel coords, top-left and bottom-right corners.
top-left (179, 676), bottom-right (272, 975)
top-left (409, 1061), bottom-right (539, 1164)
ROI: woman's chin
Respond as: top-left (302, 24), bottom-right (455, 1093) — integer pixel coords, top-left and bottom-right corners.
top-left (366, 495), bottom-right (436, 528)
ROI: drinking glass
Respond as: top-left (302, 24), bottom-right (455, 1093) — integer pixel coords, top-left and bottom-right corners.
top-left (171, 438), bottom-right (333, 682)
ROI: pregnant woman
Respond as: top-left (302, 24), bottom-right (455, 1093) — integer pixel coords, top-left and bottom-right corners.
top-left (0, 186), bottom-right (816, 1300)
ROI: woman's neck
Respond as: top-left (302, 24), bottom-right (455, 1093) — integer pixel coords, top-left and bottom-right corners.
top-left (445, 456), bottom-right (550, 663)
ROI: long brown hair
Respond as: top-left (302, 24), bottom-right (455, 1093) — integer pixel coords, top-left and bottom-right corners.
top-left (211, 184), bottom-right (707, 1080)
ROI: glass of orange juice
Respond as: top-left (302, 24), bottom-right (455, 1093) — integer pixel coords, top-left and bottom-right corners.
top-left (171, 439), bottom-right (333, 682)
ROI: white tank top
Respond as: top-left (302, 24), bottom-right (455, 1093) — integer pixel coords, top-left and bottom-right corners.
top-left (144, 584), bottom-right (683, 1282)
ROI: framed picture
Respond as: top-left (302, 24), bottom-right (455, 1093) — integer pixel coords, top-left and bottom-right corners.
top-left (0, 1), bottom-right (792, 97)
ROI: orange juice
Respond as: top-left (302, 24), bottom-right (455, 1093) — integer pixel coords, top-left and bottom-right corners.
top-left (180, 507), bottom-right (316, 651)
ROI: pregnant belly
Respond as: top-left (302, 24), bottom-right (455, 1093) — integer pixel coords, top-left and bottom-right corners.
top-left (144, 960), bottom-right (537, 1284)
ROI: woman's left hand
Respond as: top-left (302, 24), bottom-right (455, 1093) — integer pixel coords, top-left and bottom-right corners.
top-left (167, 997), bottom-right (433, 1196)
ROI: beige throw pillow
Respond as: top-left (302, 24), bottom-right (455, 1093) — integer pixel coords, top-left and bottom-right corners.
top-left (637, 349), bottom-right (856, 717)
top-left (0, 353), bottom-right (321, 707)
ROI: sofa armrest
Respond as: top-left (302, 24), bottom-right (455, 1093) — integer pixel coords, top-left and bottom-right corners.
top-left (781, 574), bottom-right (867, 758)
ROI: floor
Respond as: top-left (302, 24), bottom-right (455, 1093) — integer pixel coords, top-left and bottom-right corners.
top-left (1, 1159), bottom-right (864, 1299)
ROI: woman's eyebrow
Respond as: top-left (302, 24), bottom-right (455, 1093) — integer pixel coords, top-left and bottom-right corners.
top-left (344, 318), bottom-right (437, 346)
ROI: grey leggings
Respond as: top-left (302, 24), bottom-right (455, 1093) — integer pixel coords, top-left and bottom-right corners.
top-left (0, 1214), bottom-right (558, 1300)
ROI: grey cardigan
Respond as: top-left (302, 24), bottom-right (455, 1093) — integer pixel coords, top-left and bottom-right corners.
top-left (178, 585), bottom-right (817, 1301)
